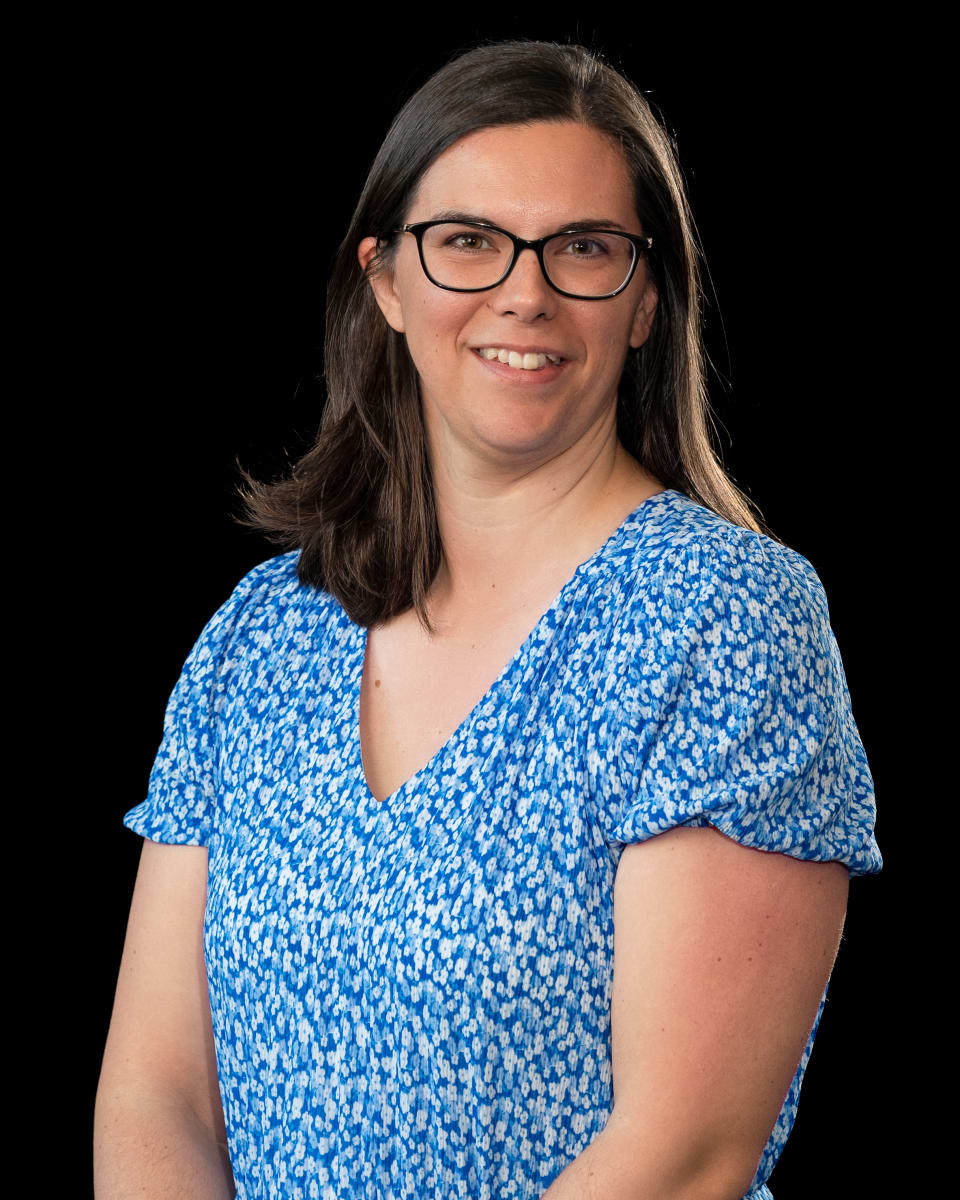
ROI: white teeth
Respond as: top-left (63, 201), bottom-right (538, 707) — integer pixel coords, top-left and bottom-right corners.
top-left (477, 347), bottom-right (563, 370)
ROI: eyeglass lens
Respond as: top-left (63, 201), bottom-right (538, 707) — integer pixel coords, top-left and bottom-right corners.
top-left (420, 224), bottom-right (636, 296)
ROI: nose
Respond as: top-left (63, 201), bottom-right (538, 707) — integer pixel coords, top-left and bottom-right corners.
top-left (488, 245), bottom-right (557, 320)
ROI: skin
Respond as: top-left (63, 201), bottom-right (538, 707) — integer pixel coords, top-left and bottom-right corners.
top-left (357, 120), bottom-right (663, 626)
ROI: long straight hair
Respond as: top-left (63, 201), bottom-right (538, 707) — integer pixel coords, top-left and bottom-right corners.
top-left (232, 38), bottom-right (784, 636)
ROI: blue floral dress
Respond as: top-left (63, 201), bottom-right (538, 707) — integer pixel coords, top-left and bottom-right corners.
top-left (123, 487), bottom-right (882, 1199)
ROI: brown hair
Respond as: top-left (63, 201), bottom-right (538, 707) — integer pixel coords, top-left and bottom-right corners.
top-left (231, 37), bottom-right (784, 636)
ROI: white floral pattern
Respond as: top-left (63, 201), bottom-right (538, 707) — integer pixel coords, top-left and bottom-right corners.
top-left (123, 487), bottom-right (882, 1199)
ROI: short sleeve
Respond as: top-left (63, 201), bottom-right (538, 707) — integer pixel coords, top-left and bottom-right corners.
top-left (600, 528), bottom-right (883, 879)
top-left (122, 557), bottom-right (280, 847)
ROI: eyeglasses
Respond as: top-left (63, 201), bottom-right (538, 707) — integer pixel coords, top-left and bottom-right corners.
top-left (376, 219), bottom-right (654, 300)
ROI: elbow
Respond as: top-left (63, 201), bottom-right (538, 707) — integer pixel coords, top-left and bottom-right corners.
top-left (684, 1138), bottom-right (763, 1200)
top-left (682, 1152), bottom-right (760, 1200)
top-left (697, 1141), bottom-right (763, 1200)
top-left (601, 1112), bottom-right (761, 1199)
top-left (717, 1160), bottom-right (762, 1200)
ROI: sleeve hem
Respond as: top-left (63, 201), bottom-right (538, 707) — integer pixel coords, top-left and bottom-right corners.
top-left (609, 810), bottom-right (883, 878)
top-left (122, 807), bottom-right (210, 848)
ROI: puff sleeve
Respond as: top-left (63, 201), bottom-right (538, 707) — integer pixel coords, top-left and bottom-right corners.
top-left (599, 528), bottom-right (883, 879)
top-left (122, 558), bottom-right (277, 846)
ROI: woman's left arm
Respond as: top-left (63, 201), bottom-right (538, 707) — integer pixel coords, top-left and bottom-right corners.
top-left (540, 824), bottom-right (849, 1200)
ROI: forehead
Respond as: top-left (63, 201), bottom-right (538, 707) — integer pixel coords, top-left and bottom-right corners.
top-left (409, 121), bottom-right (638, 232)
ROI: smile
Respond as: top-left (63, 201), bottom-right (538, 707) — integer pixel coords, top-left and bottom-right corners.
top-left (473, 347), bottom-right (565, 372)
top-left (471, 346), bottom-right (569, 384)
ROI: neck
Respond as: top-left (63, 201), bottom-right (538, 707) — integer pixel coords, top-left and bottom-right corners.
top-left (424, 441), bottom-right (659, 628)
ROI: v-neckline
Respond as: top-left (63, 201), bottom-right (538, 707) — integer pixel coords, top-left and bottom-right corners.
top-left (352, 488), bottom-right (681, 809)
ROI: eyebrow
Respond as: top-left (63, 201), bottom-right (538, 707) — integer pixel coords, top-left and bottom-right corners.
top-left (424, 209), bottom-right (630, 233)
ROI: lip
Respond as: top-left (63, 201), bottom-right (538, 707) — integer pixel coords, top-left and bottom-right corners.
top-left (470, 346), bottom-right (569, 385)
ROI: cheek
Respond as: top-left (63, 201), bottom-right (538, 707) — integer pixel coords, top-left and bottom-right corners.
top-left (586, 315), bottom-right (633, 368)
top-left (405, 292), bottom-right (478, 359)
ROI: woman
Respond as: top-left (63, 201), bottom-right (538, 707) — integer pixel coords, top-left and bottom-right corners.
top-left (94, 39), bottom-right (883, 1200)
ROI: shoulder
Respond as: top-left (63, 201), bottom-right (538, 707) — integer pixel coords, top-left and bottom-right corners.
top-left (613, 494), bottom-right (831, 661)
top-left (192, 548), bottom-right (345, 670)
top-left (227, 549), bottom-right (305, 604)
top-left (219, 548), bottom-right (341, 623)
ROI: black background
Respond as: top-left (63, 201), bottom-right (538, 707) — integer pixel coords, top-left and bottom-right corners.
top-left (63, 17), bottom-right (912, 1198)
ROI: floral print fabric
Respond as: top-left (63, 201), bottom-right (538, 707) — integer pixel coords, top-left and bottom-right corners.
top-left (123, 487), bottom-right (882, 1199)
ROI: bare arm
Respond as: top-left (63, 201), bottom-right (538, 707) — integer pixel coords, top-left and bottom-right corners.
top-left (540, 825), bottom-right (849, 1200)
top-left (94, 839), bottom-right (234, 1199)
top-left (538, 1111), bottom-right (739, 1200)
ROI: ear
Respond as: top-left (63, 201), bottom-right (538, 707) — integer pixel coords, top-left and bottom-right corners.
top-left (357, 236), bottom-right (406, 334)
top-left (628, 278), bottom-right (659, 350)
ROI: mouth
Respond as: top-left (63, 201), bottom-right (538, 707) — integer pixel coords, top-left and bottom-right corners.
top-left (470, 346), bottom-right (569, 384)
top-left (472, 346), bottom-right (565, 371)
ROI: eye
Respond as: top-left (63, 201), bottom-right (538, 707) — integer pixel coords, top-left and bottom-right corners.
top-left (447, 232), bottom-right (492, 251)
top-left (563, 237), bottom-right (608, 256)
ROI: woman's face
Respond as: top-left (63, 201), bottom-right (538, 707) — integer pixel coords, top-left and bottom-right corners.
top-left (361, 120), bottom-right (658, 466)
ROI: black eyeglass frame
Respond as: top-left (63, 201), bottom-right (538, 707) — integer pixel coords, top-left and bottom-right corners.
top-left (377, 219), bottom-right (654, 301)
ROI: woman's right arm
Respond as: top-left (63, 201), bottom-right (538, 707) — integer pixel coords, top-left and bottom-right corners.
top-left (94, 839), bottom-right (235, 1199)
